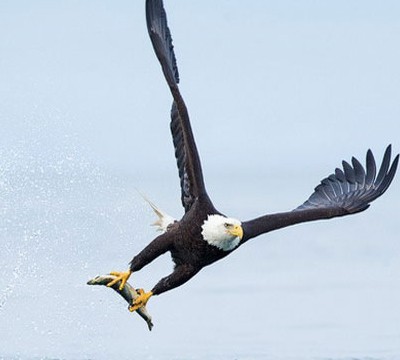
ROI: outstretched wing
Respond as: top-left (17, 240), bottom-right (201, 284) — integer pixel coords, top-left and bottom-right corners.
top-left (146, 0), bottom-right (207, 212)
top-left (242, 145), bottom-right (399, 242)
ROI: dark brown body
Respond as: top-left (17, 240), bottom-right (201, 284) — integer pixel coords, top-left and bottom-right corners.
top-left (130, 195), bottom-right (233, 295)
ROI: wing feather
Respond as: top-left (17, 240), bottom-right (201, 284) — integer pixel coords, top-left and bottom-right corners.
top-left (242, 146), bottom-right (399, 241)
top-left (365, 150), bottom-right (376, 188)
top-left (146, 0), bottom-right (209, 211)
top-left (375, 145), bottom-right (391, 187)
top-left (352, 157), bottom-right (365, 187)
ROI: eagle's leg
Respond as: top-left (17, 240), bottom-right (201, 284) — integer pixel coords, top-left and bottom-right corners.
top-left (154, 264), bottom-right (200, 295)
top-left (128, 263), bottom-right (199, 312)
top-left (129, 289), bottom-right (153, 312)
top-left (107, 233), bottom-right (173, 291)
top-left (107, 270), bottom-right (132, 290)
top-left (129, 264), bottom-right (200, 311)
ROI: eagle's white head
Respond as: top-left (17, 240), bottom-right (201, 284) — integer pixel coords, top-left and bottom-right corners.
top-left (201, 214), bottom-right (243, 251)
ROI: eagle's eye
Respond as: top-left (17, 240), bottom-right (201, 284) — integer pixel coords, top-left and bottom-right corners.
top-left (224, 223), bottom-right (231, 228)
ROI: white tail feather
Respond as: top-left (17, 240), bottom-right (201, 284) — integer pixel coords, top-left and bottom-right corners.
top-left (137, 190), bottom-right (176, 233)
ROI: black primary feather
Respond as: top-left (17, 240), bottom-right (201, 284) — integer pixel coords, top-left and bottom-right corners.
top-left (146, 0), bottom-right (179, 85)
top-left (297, 145), bottom-right (398, 213)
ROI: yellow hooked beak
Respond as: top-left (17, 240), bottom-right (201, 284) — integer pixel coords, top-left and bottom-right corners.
top-left (228, 224), bottom-right (244, 240)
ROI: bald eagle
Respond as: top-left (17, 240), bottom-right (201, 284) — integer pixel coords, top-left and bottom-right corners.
top-left (107, 0), bottom-right (399, 312)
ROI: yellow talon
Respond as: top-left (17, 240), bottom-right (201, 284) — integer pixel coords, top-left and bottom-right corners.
top-left (129, 290), bottom-right (153, 312)
top-left (107, 270), bottom-right (132, 291)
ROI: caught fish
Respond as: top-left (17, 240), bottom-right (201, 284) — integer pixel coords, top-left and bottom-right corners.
top-left (87, 275), bottom-right (154, 331)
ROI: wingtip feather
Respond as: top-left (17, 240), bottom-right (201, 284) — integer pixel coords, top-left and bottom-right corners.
top-left (297, 146), bottom-right (398, 213)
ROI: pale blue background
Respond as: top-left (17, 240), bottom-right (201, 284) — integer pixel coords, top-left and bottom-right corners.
top-left (0, 1), bottom-right (399, 359)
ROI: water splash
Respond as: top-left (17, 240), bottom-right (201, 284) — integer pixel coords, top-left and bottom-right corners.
top-left (0, 235), bottom-right (27, 312)
top-left (0, 108), bottom-right (153, 357)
